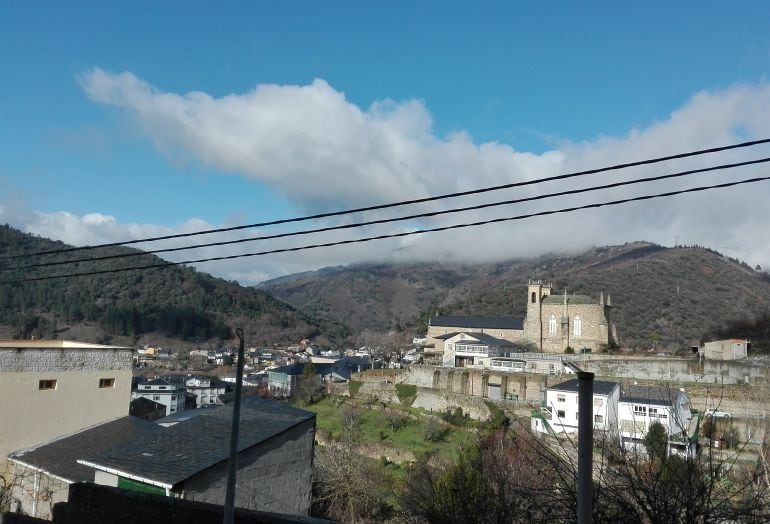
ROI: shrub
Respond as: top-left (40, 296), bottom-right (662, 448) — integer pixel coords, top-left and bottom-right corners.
top-left (423, 418), bottom-right (449, 442)
top-left (564, 346), bottom-right (575, 354)
top-left (441, 407), bottom-right (470, 427)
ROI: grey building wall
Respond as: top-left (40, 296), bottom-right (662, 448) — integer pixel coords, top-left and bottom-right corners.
top-left (181, 418), bottom-right (315, 515)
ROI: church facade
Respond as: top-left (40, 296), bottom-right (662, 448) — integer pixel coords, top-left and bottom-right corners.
top-left (426, 280), bottom-right (616, 361)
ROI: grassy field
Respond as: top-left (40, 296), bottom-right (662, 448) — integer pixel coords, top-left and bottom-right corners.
top-left (302, 395), bottom-right (478, 463)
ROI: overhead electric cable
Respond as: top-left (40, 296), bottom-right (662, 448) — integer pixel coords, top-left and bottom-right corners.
top-left (4, 174), bottom-right (769, 284)
top-left (7, 156), bottom-right (770, 272)
top-left (3, 137), bottom-right (770, 261)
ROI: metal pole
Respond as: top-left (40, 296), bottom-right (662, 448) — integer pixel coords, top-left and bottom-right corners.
top-left (577, 371), bottom-right (594, 524)
top-left (224, 328), bottom-right (246, 524)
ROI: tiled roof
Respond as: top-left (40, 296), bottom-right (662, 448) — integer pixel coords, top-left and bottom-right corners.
top-left (9, 417), bottom-right (161, 483)
top-left (621, 385), bottom-right (683, 406)
top-left (549, 378), bottom-right (619, 396)
top-left (81, 398), bottom-right (314, 486)
top-left (429, 315), bottom-right (524, 330)
top-left (10, 398), bottom-right (315, 488)
top-left (269, 363), bottom-right (334, 376)
top-left (447, 332), bottom-right (515, 346)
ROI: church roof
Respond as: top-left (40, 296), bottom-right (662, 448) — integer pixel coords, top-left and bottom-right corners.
top-left (429, 315), bottom-right (523, 330)
top-left (542, 294), bottom-right (598, 305)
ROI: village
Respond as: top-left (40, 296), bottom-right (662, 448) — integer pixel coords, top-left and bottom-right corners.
top-left (2, 280), bottom-right (768, 522)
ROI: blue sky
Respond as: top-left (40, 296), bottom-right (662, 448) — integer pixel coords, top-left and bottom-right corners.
top-left (2, 2), bottom-right (770, 282)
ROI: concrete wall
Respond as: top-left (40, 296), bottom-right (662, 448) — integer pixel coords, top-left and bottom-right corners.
top-left (182, 418), bottom-right (315, 516)
top-left (6, 461), bottom-right (70, 520)
top-left (402, 365), bottom-right (552, 407)
top-left (0, 347), bottom-right (133, 458)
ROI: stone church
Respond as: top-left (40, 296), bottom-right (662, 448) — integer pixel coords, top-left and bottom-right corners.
top-left (426, 280), bottom-right (616, 361)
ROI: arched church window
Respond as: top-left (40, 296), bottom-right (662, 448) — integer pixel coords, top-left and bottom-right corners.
top-left (531, 292), bottom-right (536, 303)
top-left (548, 315), bottom-right (557, 335)
top-left (574, 316), bottom-right (582, 338)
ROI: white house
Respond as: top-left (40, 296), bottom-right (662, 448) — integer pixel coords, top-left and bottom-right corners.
top-left (539, 378), bottom-right (620, 435)
top-left (184, 377), bottom-right (226, 408)
top-left (131, 379), bottom-right (185, 416)
top-left (441, 332), bottom-right (514, 368)
top-left (618, 385), bottom-right (695, 456)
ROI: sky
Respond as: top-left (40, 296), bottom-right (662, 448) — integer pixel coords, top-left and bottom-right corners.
top-left (2, 2), bottom-right (770, 284)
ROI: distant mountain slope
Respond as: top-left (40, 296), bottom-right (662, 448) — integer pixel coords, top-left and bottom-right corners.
top-left (260, 242), bottom-right (770, 350)
top-left (0, 225), bottom-right (317, 346)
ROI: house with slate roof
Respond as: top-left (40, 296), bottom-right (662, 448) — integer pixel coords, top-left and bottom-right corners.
top-left (536, 378), bottom-right (620, 435)
top-left (130, 378), bottom-right (186, 416)
top-left (6, 397), bottom-right (316, 519)
top-left (427, 279), bottom-right (617, 362)
top-left (618, 385), bottom-right (696, 457)
top-left (440, 332), bottom-right (515, 368)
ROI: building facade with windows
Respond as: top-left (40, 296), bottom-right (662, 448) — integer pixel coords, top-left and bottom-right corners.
top-left (618, 385), bottom-right (695, 456)
top-left (0, 340), bottom-right (133, 460)
top-left (541, 378), bottom-right (620, 434)
top-left (131, 378), bottom-right (186, 416)
top-left (427, 280), bottom-right (616, 362)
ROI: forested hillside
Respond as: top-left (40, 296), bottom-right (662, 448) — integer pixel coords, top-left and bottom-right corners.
top-left (261, 242), bottom-right (770, 350)
top-left (0, 225), bottom-right (317, 346)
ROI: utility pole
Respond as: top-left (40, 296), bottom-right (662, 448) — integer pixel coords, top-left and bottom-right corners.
top-left (577, 371), bottom-right (594, 524)
top-left (224, 328), bottom-right (246, 524)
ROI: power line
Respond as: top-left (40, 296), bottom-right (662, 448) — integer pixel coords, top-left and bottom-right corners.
top-left (4, 174), bottom-right (768, 284)
top-left (7, 155), bottom-right (770, 272)
top-left (3, 137), bottom-right (770, 261)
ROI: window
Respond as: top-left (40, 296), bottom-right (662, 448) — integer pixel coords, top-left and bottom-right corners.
top-left (38, 379), bottom-right (57, 390)
top-left (594, 397), bottom-right (604, 407)
top-left (557, 394), bottom-right (566, 402)
top-left (556, 410), bottom-right (565, 419)
top-left (159, 386), bottom-right (167, 390)
top-left (548, 315), bottom-right (557, 335)
top-left (531, 292), bottom-right (537, 303)
top-left (633, 405), bottom-right (647, 416)
top-left (649, 408), bottom-right (668, 419)
top-left (576, 412), bottom-right (579, 420)
top-left (99, 378), bottom-right (115, 388)
top-left (573, 316), bottom-right (582, 337)
top-left (152, 395), bottom-right (160, 401)
top-left (595, 414), bottom-right (604, 424)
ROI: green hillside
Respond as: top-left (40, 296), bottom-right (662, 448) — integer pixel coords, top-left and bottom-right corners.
top-left (261, 242), bottom-right (770, 351)
top-left (0, 224), bottom-right (317, 346)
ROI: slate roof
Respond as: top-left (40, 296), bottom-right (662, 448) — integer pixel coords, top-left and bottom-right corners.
top-left (542, 294), bottom-right (598, 305)
top-left (8, 398), bottom-right (315, 488)
top-left (83, 398), bottom-right (314, 487)
top-left (549, 378), bottom-right (619, 396)
top-left (429, 315), bottom-right (524, 330)
top-left (129, 397), bottom-right (166, 418)
top-left (9, 417), bottom-right (161, 483)
top-left (143, 378), bottom-right (176, 388)
top-left (269, 363), bottom-right (334, 376)
top-left (436, 331), bottom-right (513, 346)
top-left (621, 385), bottom-right (683, 406)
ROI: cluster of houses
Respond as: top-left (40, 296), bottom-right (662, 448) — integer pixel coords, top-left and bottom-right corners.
top-left (532, 378), bottom-right (702, 457)
top-left (0, 339), bottom-right (317, 521)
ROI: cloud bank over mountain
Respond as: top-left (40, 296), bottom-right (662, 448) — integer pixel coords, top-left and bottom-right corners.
top-left (7, 70), bottom-right (770, 284)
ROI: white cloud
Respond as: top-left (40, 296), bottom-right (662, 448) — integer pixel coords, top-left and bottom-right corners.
top-left (9, 72), bottom-right (770, 284)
